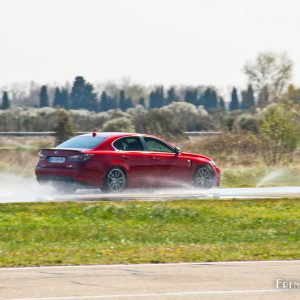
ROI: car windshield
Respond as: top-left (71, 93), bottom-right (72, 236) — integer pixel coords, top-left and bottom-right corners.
top-left (56, 136), bottom-right (107, 149)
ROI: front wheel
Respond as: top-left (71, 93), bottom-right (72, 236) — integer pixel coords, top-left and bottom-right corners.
top-left (193, 165), bottom-right (215, 189)
top-left (102, 167), bottom-right (127, 193)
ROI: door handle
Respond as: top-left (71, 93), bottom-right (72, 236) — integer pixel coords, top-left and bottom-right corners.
top-left (152, 156), bottom-right (159, 161)
top-left (121, 155), bottom-right (129, 159)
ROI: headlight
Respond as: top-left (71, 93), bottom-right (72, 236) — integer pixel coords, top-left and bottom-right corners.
top-left (210, 160), bottom-right (216, 166)
top-left (68, 154), bottom-right (94, 162)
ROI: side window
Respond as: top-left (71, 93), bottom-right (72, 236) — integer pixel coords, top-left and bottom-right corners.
top-left (113, 137), bottom-right (144, 151)
top-left (144, 137), bottom-right (174, 153)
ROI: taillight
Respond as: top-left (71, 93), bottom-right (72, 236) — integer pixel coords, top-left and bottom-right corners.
top-left (39, 152), bottom-right (46, 161)
top-left (68, 154), bottom-right (94, 162)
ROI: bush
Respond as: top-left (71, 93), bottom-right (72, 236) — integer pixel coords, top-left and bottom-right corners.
top-left (101, 117), bottom-right (134, 132)
top-left (187, 114), bottom-right (219, 131)
top-left (132, 109), bottom-right (186, 140)
top-left (0, 107), bottom-right (59, 131)
top-left (160, 102), bottom-right (218, 131)
top-left (236, 114), bottom-right (259, 133)
top-left (259, 104), bottom-right (299, 164)
top-left (222, 114), bottom-right (236, 131)
top-left (53, 109), bottom-right (74, 145)
top-left (180, 132), bottom-right (261, 166)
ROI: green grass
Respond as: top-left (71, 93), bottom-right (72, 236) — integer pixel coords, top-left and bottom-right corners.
top-left (0, 199), bottom-right (299, 267)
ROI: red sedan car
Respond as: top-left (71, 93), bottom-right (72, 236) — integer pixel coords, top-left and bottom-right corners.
top-left (35, 132), bottom-right (220, 192)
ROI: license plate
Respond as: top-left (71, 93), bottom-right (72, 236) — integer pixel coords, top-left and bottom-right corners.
top-left (48, 156), bottom-right (66, 163)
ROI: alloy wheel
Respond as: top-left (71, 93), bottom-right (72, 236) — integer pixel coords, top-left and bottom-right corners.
top-left (193, 166), bottom-right (214, 189)
top-left (107, 168), bottom-right (126, 192)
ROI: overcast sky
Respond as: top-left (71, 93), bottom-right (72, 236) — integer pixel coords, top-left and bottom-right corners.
top-left (0, 0), bottom-right (299, 89)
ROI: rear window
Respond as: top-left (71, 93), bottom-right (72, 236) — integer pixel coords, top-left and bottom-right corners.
top-left (56, 136), bottom-right (107, 149)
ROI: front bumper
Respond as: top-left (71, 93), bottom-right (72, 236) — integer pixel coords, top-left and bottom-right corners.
top-left (214, 166), bottom-right (221, 186)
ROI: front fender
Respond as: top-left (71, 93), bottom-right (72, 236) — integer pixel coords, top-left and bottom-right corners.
top-left (190, 159), bottom-right (221, 185)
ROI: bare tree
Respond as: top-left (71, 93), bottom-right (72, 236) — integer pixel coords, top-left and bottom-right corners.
top-left (244, 52), bottom-right (293, 107)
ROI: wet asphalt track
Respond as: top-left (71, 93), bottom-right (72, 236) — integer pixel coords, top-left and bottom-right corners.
top-left (0, 185), bottom-right (300, 203)
top-left (0, 173), bottom-right (299, 203)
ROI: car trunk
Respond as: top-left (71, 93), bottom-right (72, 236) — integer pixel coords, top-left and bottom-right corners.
top-left (39, 148), bottom-right (83, 169)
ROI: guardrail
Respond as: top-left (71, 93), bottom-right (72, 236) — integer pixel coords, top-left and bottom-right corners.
top-left (0, 132), bottom-right (55, 137)
top-left (0, 132), bottom-right (86, 137)
top-left (184, 131), bottom-right (221, 137)
top-left (0, 131), bottom-right (221, 137)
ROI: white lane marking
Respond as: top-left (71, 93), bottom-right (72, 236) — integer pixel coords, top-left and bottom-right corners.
top-left (1, 260), bottom-right (299, 271)
top-left (5, 289), bottom-right (291, 300)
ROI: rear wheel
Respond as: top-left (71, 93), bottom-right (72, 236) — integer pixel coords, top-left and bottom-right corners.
top-left (193, 165), bottom-right (215, 189)
top-left (102, 167), bottom-right (127, 193)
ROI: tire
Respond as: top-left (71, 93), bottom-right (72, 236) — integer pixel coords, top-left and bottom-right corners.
top-left (102, 167), bottom-right (127, 193)
top-left (193, 165), bottom-right (215, 189)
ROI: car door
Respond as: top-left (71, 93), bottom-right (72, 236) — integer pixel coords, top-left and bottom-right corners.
top-left (112, 136), bottom-right (149, 187)
top-left (142, 136), bottom-right (190, 186)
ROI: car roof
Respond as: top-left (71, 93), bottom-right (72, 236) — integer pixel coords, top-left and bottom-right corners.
top-left (77, 132), bottom-right (176, 151)
top-left (79, 132), bottom-right (171, 142)
top-left (79, 132), bottom-right (140, 138)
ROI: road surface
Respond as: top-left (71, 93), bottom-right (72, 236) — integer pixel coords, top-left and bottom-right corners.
top-left (0, 173), bottom-right (299, 203)
top-left (1, 261), bottom-right (299, 300)
top-left (0, 185), bottom-right (300, 203)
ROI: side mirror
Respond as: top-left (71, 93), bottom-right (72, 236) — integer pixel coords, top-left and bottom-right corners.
top-left (174, 147), bottom-right (181, 155)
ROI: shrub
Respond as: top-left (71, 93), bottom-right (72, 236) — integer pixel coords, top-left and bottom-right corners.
top-left (132, 109), bottom-right (186, 140)
top-left (101, 117), bottom-right (134, 132)
top-left (160, 102), bottom-right (218, 132)
top-left (53, 109), bottom-right (74, 145)
top-left (236, 114), bottom-right (259, 133)
top-left (180, 132), bottom-right (261, 166)
top-left (259, 104), bottom-right (299, 164)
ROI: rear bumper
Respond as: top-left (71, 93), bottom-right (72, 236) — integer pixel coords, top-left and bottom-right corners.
top-left (37, 175), bottom-right (76, 183)
top-left (35, 166), bottom-right (104, 187)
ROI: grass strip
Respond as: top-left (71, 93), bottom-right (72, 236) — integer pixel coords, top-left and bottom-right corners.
top-left (0, 199), bottom-right (299, 267)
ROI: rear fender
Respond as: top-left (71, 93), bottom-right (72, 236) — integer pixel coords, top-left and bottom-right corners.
top-left (104, 156), bottom-right (130, 174)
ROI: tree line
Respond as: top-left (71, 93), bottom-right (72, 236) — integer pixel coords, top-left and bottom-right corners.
top-left (1, 76), bottom-right (257, 113)
top-left (0, 51), bottom-right (296, 113)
